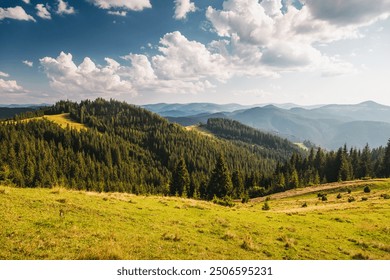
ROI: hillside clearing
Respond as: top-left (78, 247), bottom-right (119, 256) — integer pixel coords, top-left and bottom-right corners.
top-left (1, 179), bottom-right (389, 260)
top-left (14, 113), bottom-right (87, 131)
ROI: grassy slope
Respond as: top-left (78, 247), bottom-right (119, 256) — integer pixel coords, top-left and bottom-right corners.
top-left (23, 113), bottom-right (87, 131)
top-left (1, 180), bottom-right (389, 260)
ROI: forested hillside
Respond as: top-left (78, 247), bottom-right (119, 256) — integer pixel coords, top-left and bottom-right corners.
top-left (0, 98), bottom-right (295, 198)
top-left (271, 143), bottom-right (390, 193)
top-left (202, 118), bottom-right (302, 161)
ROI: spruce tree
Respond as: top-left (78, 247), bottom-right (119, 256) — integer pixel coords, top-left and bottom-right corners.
top-left (170, 157), bottom-right (190, 197)
top-left (231, 170), bottom-right (244, 198)
top-left (383, 139), bottom-right (390, 177)
top-left (207, 154), bottom-right (233, 199)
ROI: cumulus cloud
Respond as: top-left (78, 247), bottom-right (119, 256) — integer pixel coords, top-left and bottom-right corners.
top-left (87, 0), bottom-right (152, 11)
top-left (40, 52), bottom-right (134, 99)
top-left (23, 60), bottom-right (33, 67)
top-left (36, 4), bottom-right (51, 20)
top-left (0, 71), bottom-right (10, 78)
top-left (22, 0), bottom-right (31, 4)
top-left (56, 0), bottom-right (75, 15)
top-left (302, 0), bottom-right (390, 26)
top-left (174, 0), bottom-right (196, 20)
top-left (151, 31), bottom-right (230, 81)
top-left (204, 0), bottom-right (388, 76)
top-left (0, 79), bottom-right (25, 93)
top-left (39, 31), bottom-right (230, 98)
top-left (0, 6), bottom-right (36, 22)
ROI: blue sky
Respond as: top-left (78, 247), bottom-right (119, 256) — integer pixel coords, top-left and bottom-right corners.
top-left (1, 0), bottom-right (390, 105)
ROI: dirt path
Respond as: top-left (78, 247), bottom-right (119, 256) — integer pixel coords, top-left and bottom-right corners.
top-left (252, 179), bottom-right (388, 202)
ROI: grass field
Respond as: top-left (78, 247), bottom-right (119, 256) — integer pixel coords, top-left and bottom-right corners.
top-left (0, 179), bottom-right (389, 260)
top-left (18, 113), bottom-right (87, 131)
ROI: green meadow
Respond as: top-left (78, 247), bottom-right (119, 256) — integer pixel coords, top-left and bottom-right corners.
top-left (0, 179), bottom-right (389, 260)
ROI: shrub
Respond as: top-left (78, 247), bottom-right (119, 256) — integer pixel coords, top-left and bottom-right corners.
top-left (241, 194), bottom-right (250, 204)
top-left (301, 202), bottom-right (307, 208)
top-left (347, 188), bottom-right (352, 194)
top-left (212, 195), bottom-right (235, 207)
top-left (348, 197), bottom-right (355, 203)
top-left (380, 194), bottom-right (390, 199)
top-left (363, 186), bottom-right (371, 193)
top-left (321, 195), bottom-right (328, 201)
top-left (337, 193), bottom-right (342, 199)
top-left (361, 197), bottom-right (368, 201)
top-left (262, 201), bottom-right (270, 210)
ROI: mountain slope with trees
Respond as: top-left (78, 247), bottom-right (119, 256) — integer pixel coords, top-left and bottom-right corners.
top-left (0, 98), bottom-right (297, 199)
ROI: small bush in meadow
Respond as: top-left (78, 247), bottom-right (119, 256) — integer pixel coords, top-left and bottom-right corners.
top-left (241, 194), bottom-right (250, 204)
top-left (337, 193), bottom-right (342, 199)
top-left (380, 194), bottom-right (390, 199)
top-left (301, 202), bottom-right (307, 208)
top-left (363, 186), bottom-right (371, 193)
top-left (348, 197), bottom-right (355, 203)
top-left (212, 195), bottom-right (235, 207)
top-left (347, 188), bottom-right (352, 194)
top-left (262, 202), bottom-right (270, 211)
top-left (361, 197), bottom-right (368, 201)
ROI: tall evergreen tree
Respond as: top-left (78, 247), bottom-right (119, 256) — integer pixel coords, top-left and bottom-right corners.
top-left (170, 157), bottom-right (190, 197)
top-left (231, 170), bottom-right (244, 198)
top-left (207, 154), bottom-right (233, 199)
top-left (382, 139), bottom-right (390, 177)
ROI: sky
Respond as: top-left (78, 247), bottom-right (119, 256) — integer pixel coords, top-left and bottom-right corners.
top-left (0, 0), bottom-right (390, 106)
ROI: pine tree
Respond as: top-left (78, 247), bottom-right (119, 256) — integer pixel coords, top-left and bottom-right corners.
top-left (382, 139), bottom-right (390, 177)
top-left (207, 154), bottom-right (233, 199)
top-left (170, 157), bottom-right (190, 197)
top-left (231, 170), bottom-right (244, 198)
top-left (359, 144), bottom-right (372, 178)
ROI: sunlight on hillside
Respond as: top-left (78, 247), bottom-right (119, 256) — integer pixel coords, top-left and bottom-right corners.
top-left (185, 125), bottom-right (215, 138)
top-left (27, 113), bottom-right (87, 131)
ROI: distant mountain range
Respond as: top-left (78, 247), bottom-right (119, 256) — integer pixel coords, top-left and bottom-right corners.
top-left (144, 101), bottom-right (390, 150)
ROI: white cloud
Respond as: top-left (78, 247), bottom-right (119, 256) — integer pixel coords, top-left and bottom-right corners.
top-left (56, 0), bottom-right (75, 15)
top-left (174, 0), bottom-right (196, 20)
top-left (107, 10), bottom-right (127, 16)
top-left (22, 0), bottom-right (31, 4)
top-left (23, 60), bottom-right (33, 67)
top-left (0, 71), bottom-right (10, 78)
top-left (0, 6), bottom-right (36, 22)
top-left (39, 31), bottom-right (230, 98)
top-left (204, 0), bottom-right (388, 76)
top-left (87, 0), bottom-right (152, 11)
top-left (151, 31), bottom-right (230, 81)
top-left (302, 0), bottom-right (390, 26)
top-left (40, 52), bottom-right (134, 99)
top-left (36, 4), bottom-right (51, 20)
top-left (0, 79), bottom-right (25, 93)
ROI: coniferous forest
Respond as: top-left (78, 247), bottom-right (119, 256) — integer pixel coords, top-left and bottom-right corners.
top-left (1, 98), bottom-right (390, 200)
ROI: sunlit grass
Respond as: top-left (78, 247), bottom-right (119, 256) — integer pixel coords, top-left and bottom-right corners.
top-left (0, 179), bottom-right (389, 260)
top-left (29, 113), bottom-right (87, 131)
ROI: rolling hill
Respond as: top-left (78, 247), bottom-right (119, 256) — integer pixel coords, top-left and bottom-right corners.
top-left (0, 98), bottom-right (302, 198)
top-left (155, 101), bottom-right (390, 149)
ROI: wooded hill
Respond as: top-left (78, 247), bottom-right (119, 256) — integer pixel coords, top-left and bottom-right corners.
top-left (0, 98), bottom-right (302, 198)
top-left (1, 98), bottom-right (390, 201)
